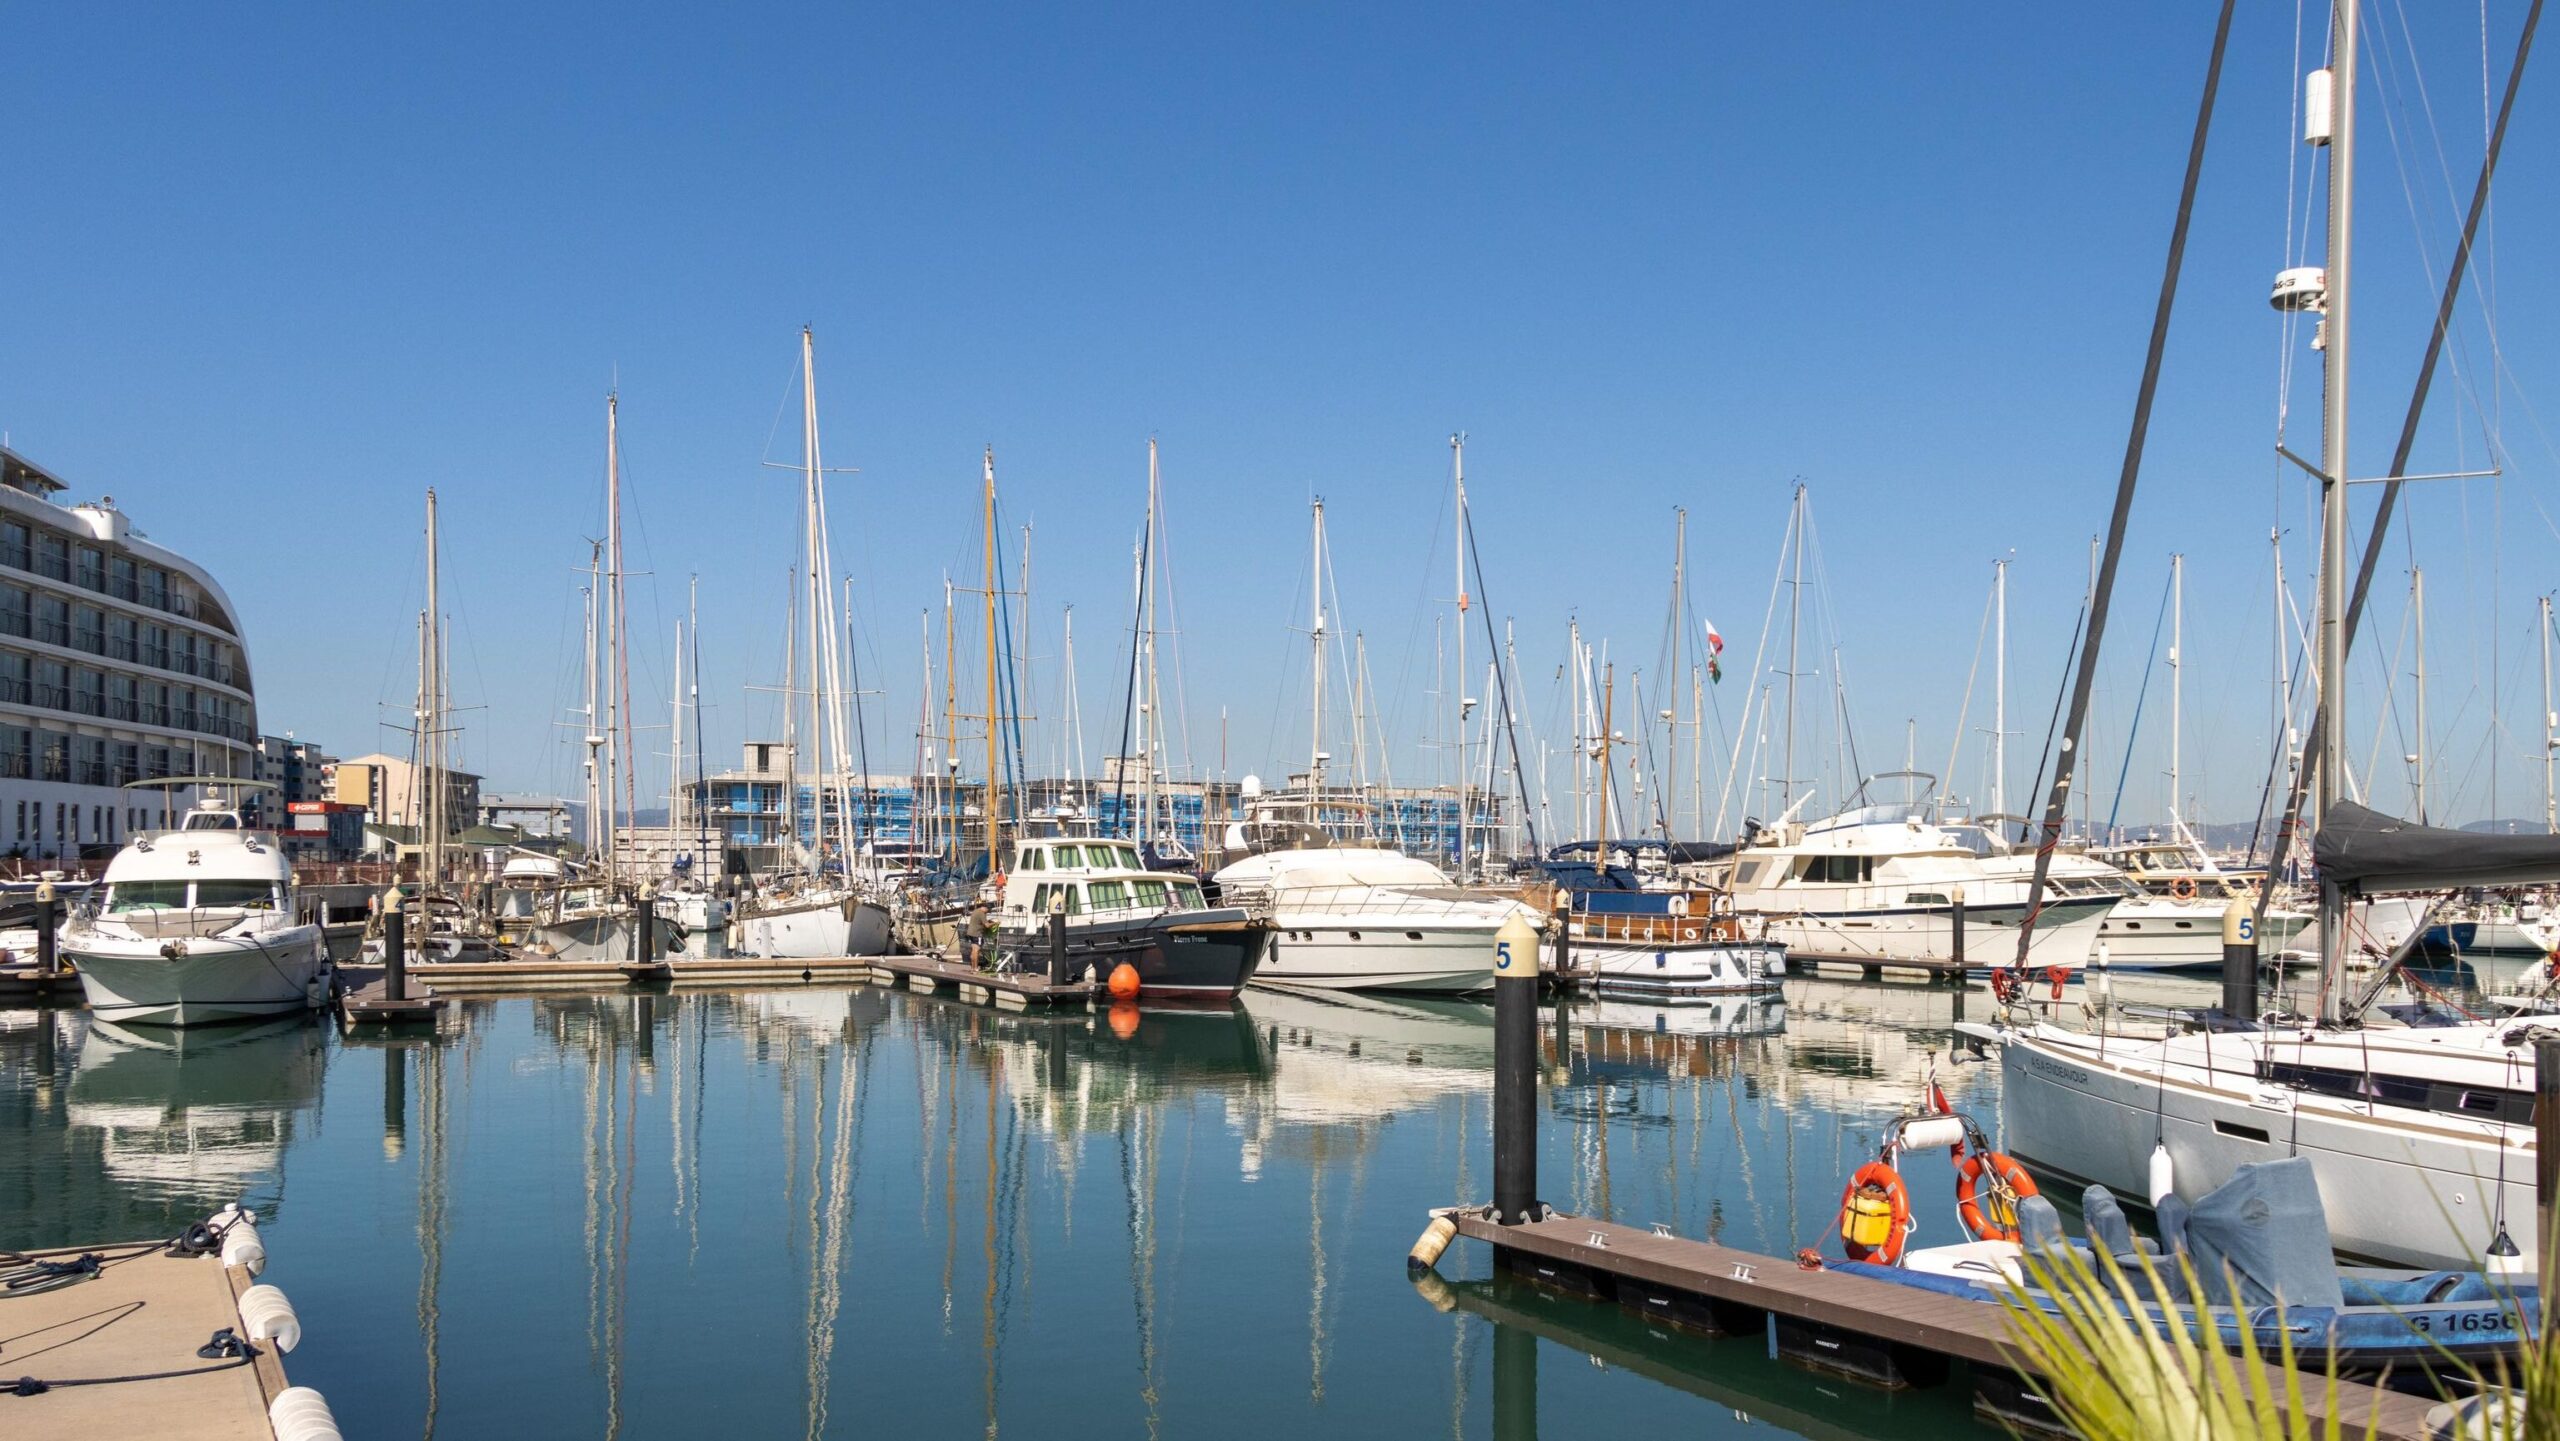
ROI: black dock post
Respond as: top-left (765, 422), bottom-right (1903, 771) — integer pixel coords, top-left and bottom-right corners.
top-left (383, 890), bottom-right (408, 1004)
top-left (35, 880), bottom-right (58, 977)
top-left (2539, 1037), bottom-right (2559, 1299)
top-left (636, 890), bottom-right (657, 961)
top-left (2222, 896), bottom-right (2258, 1021)
top-left (1494, 913), bottom-right (1541, 1226)
top-left (1048, 904), bottom-right (1069, 985)
top-left (1493, 1318), bottom-right (1538, 1441)
top-left (1950, 891), bottom-right (1965, 982)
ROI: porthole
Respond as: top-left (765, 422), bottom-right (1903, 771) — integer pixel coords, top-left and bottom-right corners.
top-left (1348, 931), bottom-right (1362, 941)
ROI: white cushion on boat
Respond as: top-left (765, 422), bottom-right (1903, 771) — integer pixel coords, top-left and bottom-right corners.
top-left (1901, 1240), bottom-right (2024, 1287)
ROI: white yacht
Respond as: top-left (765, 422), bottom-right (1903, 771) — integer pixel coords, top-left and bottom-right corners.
top-left (66, 787), bottom-right (332, 1025)
top-left (1566, 889), bottom-right (1787, 997)
top-left (1719, 797), bottom-right (2122, 972)
top-left (2087, 837), bottom-right (2314, 971)
top-left (1212, 841), bottom-right (1535, 994)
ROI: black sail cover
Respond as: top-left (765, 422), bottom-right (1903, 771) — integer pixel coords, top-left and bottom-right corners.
top-left (2313, 800), bottom-right (2560, 894)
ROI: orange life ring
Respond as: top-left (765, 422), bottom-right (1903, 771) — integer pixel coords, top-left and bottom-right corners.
top-left (1956, 1151), bottom-right (2039, 1243)
top-left (1837, 1161), bottom-right (1912, 1265)
top-left (2169, 877), bottom-right (2198, 901)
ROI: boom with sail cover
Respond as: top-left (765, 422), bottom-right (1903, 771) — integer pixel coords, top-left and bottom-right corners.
top-left (2313, 802), bottom-right (2560, 895)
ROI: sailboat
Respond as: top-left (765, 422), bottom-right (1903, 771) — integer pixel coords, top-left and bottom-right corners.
top-left (1963, 6), bottom-right (2560, 1270)
top-left (736, 328), bottom-right (893, 960)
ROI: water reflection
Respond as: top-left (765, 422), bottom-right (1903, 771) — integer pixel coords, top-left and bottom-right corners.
top-left (0, 979), bottom-right (2023, 1439)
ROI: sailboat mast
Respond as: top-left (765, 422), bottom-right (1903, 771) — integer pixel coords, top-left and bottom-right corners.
top-left (690, 576), bottom-right (705, 869)
top-left (670, 617), bottom-right (684, 853)
top-left (2313, 0), bottom-right (2358, 1020)
top-left (982, 448), bottom-right (1001, 868)
top-left (2411, 567), bottom-right (2429, 823)
top-left (800, 330), bottom-right (827, 867)
top-left (584, 549), bottom-right (602, 871)
top-left (1781, 484), bottom-right (1805, 812)
top-left (1309, 498), bottom-right (1327, 794)
top-left (424, 487), bottom-right (443, 886)
top-left (1450, 435), bottom-right (1468, 877)
top-left (1993, 557), bottom-right (2009, 836)
top-left (782, 568), bottom-right (799, 866)
top-left (608, 393), bottom-right (631, 881)
top-left (1142, 443), bottom-right (1161, 842)
top-left (1667, 507), bottom-right (1685, 839)
top-left (2543, 595), bottom-right (2555, 836)
top-left (2169, 552), bottom-right (2183, 832)
top-left (1598, 664), bottom-right (1616, 841)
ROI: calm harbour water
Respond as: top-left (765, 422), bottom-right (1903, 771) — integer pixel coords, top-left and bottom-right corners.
top-left (0, 973), bottom-right (2234, 1440)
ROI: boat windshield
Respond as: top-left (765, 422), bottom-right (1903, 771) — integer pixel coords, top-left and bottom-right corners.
top-left (195, 880), bottom-right (276, 910)
top-left (182, 811), bottom-right (242, 831)
top-left (107, 881), bottom-right (190, 912)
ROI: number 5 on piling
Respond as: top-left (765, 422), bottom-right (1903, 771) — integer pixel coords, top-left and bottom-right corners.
top-left (1495, 940), bottom-right (1515, 975)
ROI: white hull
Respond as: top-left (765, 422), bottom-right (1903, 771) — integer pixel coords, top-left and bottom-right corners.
top-left (1251, 920), bottom-right (1496, 994)
top-left (1579, 940), bottom-right (1785, 995)
top-left (528, 912), bottom-right (639, 963)
top-left (740, 894), bottom-right (891, 960)
top-left (1745, 900), bottom-right (2110, 970)
top-left (1985, 1027), bottom-right (2532, 1270)
top-left (70, 927), bottom-right (331, 1026)
top-left (657, 893), bottom-right (733, 959)
top-left (2095, 898), bottom-right (2313, 971)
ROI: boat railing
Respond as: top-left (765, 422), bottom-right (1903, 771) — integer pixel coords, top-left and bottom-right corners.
top-left (1223, 879), bottom-right (1519, 924)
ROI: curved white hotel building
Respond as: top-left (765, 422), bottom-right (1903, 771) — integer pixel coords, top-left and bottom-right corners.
top-left (0, 447), bottom-right (257, 862)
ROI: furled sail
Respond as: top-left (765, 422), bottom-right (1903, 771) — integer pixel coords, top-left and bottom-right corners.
top-left (2313, 800), bottom-right (2560, 893)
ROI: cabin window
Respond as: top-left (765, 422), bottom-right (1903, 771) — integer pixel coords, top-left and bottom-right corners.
top-left (107, 881), bottom-right (190, 912)
top-left (1802, 855), bottom-right (1871, 884)
top-left (1087, 880), bottom-right (1130, 910)
top-left (1906, 892), bottom-right (1948, 906)
top-left (1130, 879), bottom-right (1169, 908)
top-left (1022, 848), bottom-right (1046, 871)
top-left (195, 881), bottom-right (275, 910)
top-left (1733, 861), bottom-right (1764, 887)
top-left (1172, 882), bottom-right (1205, 910)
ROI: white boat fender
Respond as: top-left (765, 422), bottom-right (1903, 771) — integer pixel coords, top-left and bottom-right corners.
top-left (1407, 1213), bottom-right (1459, 1276)
top-left (238, 1283), bottom-right (303, 1352)
top-left (269, 1387), bottom-right (344, 1441)
top-left (2147, 1142), bottom-right (2175, 1206)
top-left (1897, 1115), bottom-right (1968, 1154)
top-left (219, 1215), bottom-right (267, 1277)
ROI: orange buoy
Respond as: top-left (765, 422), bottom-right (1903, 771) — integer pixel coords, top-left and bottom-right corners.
top-left (1107, 1002), bottom-right (1141, 1038)
top-left (1108, 962), bottom-right (1142, 1000)
top-left (1837, 1161), bottom-right (1912, 1265)
top-left (1957, 1150), bottom-right (2040, 1243)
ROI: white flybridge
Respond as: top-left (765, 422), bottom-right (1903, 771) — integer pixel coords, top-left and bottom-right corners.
top-left (1964, 8), bottom-right (2560, 1270)
top-left (1719, 784), bottom-right (2124, 972)
top-left (68, 781), bottom-right (332, 1026)
top-left (736, 327), bottom-right (891, 960)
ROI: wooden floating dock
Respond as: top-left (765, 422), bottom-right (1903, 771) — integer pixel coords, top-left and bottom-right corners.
top-left (402, 955), bottom-right (876, 992)
top-left (868, 949), bottom-right (1105, 1008)
top-left (1443, 1210), bottom-right (2443, 1440)
top-left (337, 968), bottom-right (445, 1027)
top-left (0, 960), bottom-right (81, 1003)
top-left (0, 1242), bottom-right (295, 1439)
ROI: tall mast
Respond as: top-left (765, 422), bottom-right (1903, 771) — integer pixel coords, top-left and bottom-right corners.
top-left (1781, 484), bottom-right (1805, 812)
top-left (1598, 664), bottom-right (1616, 841)
top-left (424, 487), bottom-right (443, 886)
top-left (1667, 507), bottom-right (1685, 838)
top-left (799, 329), bottom-right (828, 868)
top-left (2410, 567), bottom-right (2429, 823)
top-left (2543, 595), bottom-right (2556, 836)
top-left (1992, 558), bottom-right (2008, 835)
top-left (669, 616), bottom-right (684, 855)
top-left (1450, 435), bottom-right (1469, 876)
top-left (689, 576), bottom-right (705, 869)
top-left (2169, 552), bottom-right (2183, 833)
top-left (1142, 442), bottom-right (1161, 842)
top-left (1308, 498), bottom-right (1327, 794)
top-left (583, 547), bottom-right (603, 870)
top-left (982, 448), bottom-right (1001, 867)
top-left (2313, 0), bottom-right (2358, 1020)
top-left (607, 392), bottom-right (630, 881)
top-left (782, 568), bottom-right (798, 864)
top-left (1570, 621), bottom-right (1586, 839)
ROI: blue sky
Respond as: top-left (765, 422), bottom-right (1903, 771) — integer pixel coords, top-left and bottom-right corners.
top-left (3, 2), bottom-right (2553, 834)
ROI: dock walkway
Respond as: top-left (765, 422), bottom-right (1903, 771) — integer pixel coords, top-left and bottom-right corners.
top-left (870, 949), bottom-right (1105, 1007)
top-left (1448, 1210), bottom-right (2444, 1439)
top-left (0, 1241), bottom-right (294, 1439)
